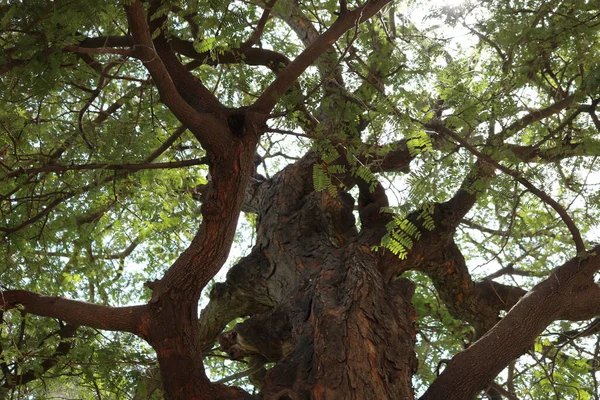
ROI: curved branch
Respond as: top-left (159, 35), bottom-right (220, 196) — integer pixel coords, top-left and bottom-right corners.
top-left (124, 1), bottom-right (231, 155)
top-left (421, 245), bottom-right (600, 400)
top-left (424, 240), bottom-right (526, 333)
top-left (146, 0), bottom-right (223, 114)
top-left (199, 250), bottom-right (275, 353)
top-left (174, 39), bottom-right (291, 72)
top-left (0, 290), bottom-right (146, 335)
top-left (79, 35), bottom-right (293, 74)
top-left (427, 123), bottom-right (585, 254)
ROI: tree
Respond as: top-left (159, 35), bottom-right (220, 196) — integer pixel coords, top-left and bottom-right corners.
top-left (1, 0), bottom-right (600, 398)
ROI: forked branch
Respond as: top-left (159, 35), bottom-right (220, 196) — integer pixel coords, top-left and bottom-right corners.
top-left (252, 0), bottom-right (393, 113)
top-left (426, 123), bottom-right (585, 254)
top-left (421, 245), bottom-right (600, 400)
top-left (124, 1), bottom-right (231, 154)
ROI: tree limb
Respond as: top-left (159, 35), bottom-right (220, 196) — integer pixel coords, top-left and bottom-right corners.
top-left (421, 245), bottom-right (600, 400)
top-left (252, 0), bottom-right (392, 113)
top-left (426, 123), bottom-right (585, 254)
top-left (124, 1), bottom-right (231, 155)
top-left (0, 290), bottom-right (146, 335)
top-left (146, 0), bottom-right (223, 114)
top-left (240, 0), bottom-right (278, 51)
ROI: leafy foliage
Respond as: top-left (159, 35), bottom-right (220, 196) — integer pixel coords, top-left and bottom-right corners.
top-left (1, 0), bottom-right (600, 398)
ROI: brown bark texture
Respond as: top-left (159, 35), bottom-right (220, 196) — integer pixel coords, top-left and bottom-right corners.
top-left (3, 1), bottom-right (600, 399)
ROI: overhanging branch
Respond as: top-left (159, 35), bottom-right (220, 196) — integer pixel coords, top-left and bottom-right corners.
top-left (426, 123), bottom-right (585, 254)
top-left (0, 290), bottom-right (146, 335)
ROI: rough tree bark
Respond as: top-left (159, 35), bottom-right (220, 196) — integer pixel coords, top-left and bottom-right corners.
top-left (3, 1), bottom-right (600, 399)
top-left (2, 1), bottom-right (397, 399)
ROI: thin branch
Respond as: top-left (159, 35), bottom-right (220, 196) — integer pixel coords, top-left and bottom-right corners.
top-left (78, 35), bottom-right (134, 48)
top-left (4, 159), bottom-right (204, 179)
top-left (0, 125), bottom-right (187, 235)
top-left (483, 263), bottom-right (548, 280)
top-left (240, 0), bottom-right (278, 51)
top-left (501, 95), bottom-right (576, 138)
top-left (488, 382), bottom-right (519, 400)
top-left (78, 59), bottom-right (123, 150)
top-left (426, 123), bottom-right (585, 254)
top-left (2, 324), bottom-right (78, 389)
top-left (63, 45), bottom-right (133, 56)
top-left (216, 362), bottom-right (265, 384)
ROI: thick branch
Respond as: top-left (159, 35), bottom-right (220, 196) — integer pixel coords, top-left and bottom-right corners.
top-left (427, 241), bottom-right (526, 333)
top-left (124, 1), bottom-right (231, 154)
top-left (560, 282), bottom-right (600, 321)
top-left (146, 0), bottom-right (223, 114)
top-left (0, 290), bottom-right (146, 335)
top-left (252, 0), bottom-right (392, 113)
top-left (78, 35), bottom-right (134, 48)
top-left (199, 250), bottom-right (275, 353)
top-left (172, 39), bottom-right (291, 72)
top-left (439, 160), bottom-right (495, 227)
top-left (0, 58), bottom-right (28, 75)
top-left (421, 245), bottom-right (600, 400)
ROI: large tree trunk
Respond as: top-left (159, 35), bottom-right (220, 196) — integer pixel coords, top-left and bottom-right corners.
top-left (210, 155), bottom-right (418, 399)
top-left (204, 153), bottom-right (533, 398)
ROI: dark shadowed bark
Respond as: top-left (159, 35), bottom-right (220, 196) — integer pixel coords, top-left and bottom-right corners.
top-left (214, 155), bottom-right (418, 399)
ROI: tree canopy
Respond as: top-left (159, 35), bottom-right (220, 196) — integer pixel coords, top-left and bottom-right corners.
top-left (1, 0), bottom-right (600, 398)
